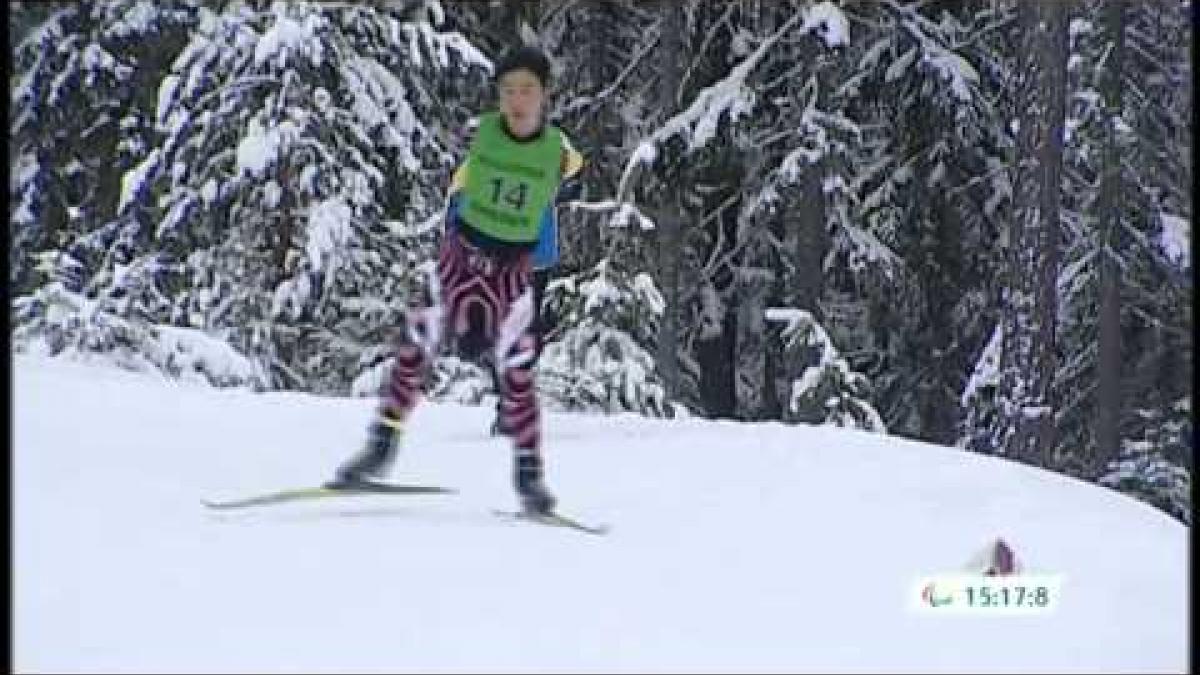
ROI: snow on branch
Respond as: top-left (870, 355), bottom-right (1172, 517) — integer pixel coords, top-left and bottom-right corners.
top-left (961, 323), bottom-right (1003, 407)
top-left (566, 200), bottom-right (657, 230)
top-left (1158, 212), bottom-right (1190, 269)
top-left (151, 325), bottom-right (270, 387)
top-left (403, 20), bottom-right (491, 72)
top-left (802, 0), bottom-right (850, 49)
top-left (765, 307), bottom-right (824, 345)
top-left (882, 0), bottom-right (981, 102)
top-left (766, 307), bottom-right (886, 432)
top-left (835, 219), bottom-right (905, 281)
top-left (236, 117), bottom-right (301, 178)
top-left (12, 284), bottom-right (268, 389)
top-left (306, 198), bottom-right (353, 272)
top-left (253, 2), bottom-right (325, 69)
top-left (118, 149), bottom-right (161, 214)
top-left (618, 3), bottom-right (848, 200)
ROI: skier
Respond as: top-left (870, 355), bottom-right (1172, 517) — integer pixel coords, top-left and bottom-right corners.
top-left (330, 46), bottom-right (584, 516)
top-left (443, 117), bottom-right (583, 437)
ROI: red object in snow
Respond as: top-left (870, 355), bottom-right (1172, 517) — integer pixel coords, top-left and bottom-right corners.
top-left (983, 538), bottom-right (1018, 576)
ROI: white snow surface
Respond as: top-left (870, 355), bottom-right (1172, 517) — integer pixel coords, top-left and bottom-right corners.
top-left (13, 354), bottom-right (1188, 673)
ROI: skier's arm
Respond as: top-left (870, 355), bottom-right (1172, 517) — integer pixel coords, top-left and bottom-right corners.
top-left (445, 116), bottom-right (480, 200)
top-left (443, 159), bottom-right (470, 236)
top-left (449, 164), bottom-right (467, 196)
top-left (557, 133), bottom-right (584, 204)
top-left (443, 117), bottom-right (478, 232)
top-left (556, 174), bottom-right (583, 204)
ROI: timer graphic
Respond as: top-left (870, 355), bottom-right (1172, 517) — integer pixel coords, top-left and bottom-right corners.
top-left (921, 582), bottom-right (954, 608)
top-left (965, 583), bottom-right (1052, 608)
top-left (914, 575), bottom-right (1061, 614)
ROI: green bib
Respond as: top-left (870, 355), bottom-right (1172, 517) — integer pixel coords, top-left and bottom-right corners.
top-left (462, 112), bottom-right (562, 244)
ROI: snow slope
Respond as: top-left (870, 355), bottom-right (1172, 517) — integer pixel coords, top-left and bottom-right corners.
top-left (12, 354), bottom-right (1189, 673)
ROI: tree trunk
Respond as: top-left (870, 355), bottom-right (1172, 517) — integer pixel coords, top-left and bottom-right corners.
top-left (775, 30), bottom-right (829, 414)
top-left (1094, 0), bottom-right (1125, 479)
top-left (733, 0), bottom-right (771, 421)
top-left (579, 0), bottom-right (621, 269)
top-left (787, 39), bottom-right (828, 319)
top-left (655, 3), bottom-right (684, 399)
top-left (997, 0), bottom-right (1068, 465)
top-left (924, 196), bottom-right (964, 445)
top-left (734, 154), bottom-right (770, 420)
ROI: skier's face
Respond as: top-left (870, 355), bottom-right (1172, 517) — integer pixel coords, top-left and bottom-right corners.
top-left (498, 69), bottom-right (545, 137)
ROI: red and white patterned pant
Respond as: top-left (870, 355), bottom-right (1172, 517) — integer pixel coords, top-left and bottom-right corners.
top-left (382, 231), bottom-right (543, 451)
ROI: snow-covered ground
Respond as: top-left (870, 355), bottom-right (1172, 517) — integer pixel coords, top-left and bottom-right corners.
top-left (13, 354), bottom-right (1188, 673)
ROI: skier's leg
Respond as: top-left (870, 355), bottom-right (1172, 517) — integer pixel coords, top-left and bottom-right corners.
top-left (496, 289), bottom-right (555, 513)
top-left (332, 270), bottom-right (444, 485)
top-left (507, 367), bottom-right (554, 513)
top-left (490, 267), bottom-right (551, 438)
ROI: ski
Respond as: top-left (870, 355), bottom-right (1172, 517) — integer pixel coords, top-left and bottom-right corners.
top-left (203, 480), bottom-right (456, 510)
top-left (491, 509), bottom-right (610, 536)
top-left (204, 483), bottom-right (605, 535)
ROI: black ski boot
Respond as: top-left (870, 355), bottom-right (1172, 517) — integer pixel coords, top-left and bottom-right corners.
top-left (514, 452), bottom-right (556, 515)
top-left (328, 413), bottom-right (403, 488)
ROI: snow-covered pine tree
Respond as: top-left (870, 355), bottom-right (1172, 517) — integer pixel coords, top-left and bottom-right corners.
top-left (1056, 2), bottom-right (1124, 478)
top-left (978, 0), bottom-right (1068, 465)
top-left (1098, 400), bottom-right (1192, 524)
top-left (112, 0), bottom-right (488, 391)
top-left (10, 0), bottom-right (199, 298)
top-left (537, 256), bottom-right (674, 417)
top-left (1104, 1), bottom-right (1192, 496)
top-left (1054, 2), bottom-right (1191, 519)
top-left (612, 1), bottom-right (858, 419)
top-left (7, 1), bottom-right (269, 384)
top-left (9, 0), bottom-right (500, 390)
top-left (738, 0), bottom-right (856, 421)
top-left (826, 0), bottom-right (1013, 444)
top-left (765, 307), bottom-right (885, 432)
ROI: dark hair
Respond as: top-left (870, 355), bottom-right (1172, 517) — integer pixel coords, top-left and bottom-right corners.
top-left (493, 46), bottom-right (552, 88)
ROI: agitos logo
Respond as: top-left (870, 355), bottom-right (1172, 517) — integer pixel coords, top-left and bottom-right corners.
top-left (921, 582), bottom-right (954, 608)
